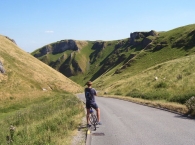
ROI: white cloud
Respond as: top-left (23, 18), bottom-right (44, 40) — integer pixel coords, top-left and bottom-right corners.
top-left (45, 30), bottom-right (54, 33)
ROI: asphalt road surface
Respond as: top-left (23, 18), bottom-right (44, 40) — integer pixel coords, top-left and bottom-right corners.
top-left (77, 94), bottom-right (195, 145)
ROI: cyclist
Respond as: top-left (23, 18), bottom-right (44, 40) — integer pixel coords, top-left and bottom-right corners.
top-left (85, 81), bottom-right (101, 127)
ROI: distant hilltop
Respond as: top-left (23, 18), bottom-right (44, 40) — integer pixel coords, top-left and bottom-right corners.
top-left (34, 40), bottom-right (88, 57)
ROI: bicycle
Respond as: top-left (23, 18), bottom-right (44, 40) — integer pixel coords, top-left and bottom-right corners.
top-left (89, 107), bottom-right (98, 130)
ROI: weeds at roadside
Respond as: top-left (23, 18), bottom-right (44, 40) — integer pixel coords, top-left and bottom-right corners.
top-left (0, 92), bottom-right (84, 144)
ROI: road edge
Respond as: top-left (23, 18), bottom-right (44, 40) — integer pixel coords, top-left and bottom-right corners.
top-left (100, 95), bottom-right (190, 117)
top-left (86, 129), bottom-right (92, 145)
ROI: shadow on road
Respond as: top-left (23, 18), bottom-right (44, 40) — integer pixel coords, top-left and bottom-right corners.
top-left (174, 114), bottom-right (195, 121)
top-left (78, 123), bottom-right (87, 131)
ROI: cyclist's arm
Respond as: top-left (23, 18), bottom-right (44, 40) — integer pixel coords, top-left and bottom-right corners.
top-left (94, 89), bottom-right (97, 96)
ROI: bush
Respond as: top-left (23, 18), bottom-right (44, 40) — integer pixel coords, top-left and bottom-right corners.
top-left (114, 69), bottom-right (123, 74)
top-left (154, 82), bottom-right (168, 88)
top-left (169, 92), bottom-right (195, 104)
top-left (185, 96), bottom-right (195, 115)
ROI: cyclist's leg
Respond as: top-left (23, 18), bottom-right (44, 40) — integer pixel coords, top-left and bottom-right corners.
top-left (86, 103), bottom-right (91, 125)
top-left (95, 108), bottom-right (100, 122)
top-left (91, 103), bottom-right (100, 122)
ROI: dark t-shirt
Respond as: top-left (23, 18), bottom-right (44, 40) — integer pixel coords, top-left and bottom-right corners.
top-left (85, 88), bottom-right (97, 104)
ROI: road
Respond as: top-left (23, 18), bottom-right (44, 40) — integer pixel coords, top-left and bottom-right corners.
top-left (77, 94), bottom-right (195, 145)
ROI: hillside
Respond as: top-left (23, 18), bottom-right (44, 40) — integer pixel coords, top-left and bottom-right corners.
top-left (0, 35), bottom-right (84, 144)
top-left (0, 35), bottom-right (82, 98)
top-left (32, 24), bottom-right (195, 104)
top-left (32, 39), bottom-right (120, 85)
top-left (94, 24), bottom-right (195, 103)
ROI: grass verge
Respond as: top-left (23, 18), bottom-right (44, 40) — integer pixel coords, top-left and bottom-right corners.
top-left (0, 92), bottom-right (84, 145)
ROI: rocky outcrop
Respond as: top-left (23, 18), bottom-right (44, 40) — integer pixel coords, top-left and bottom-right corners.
top-left (0, 61), bottom-right (5, 74)
top-left (91, 41), bottom-right (106, 50)
top-left (130, 30), bottom-right (158, 46)
top-left (145, 43), bottom-right (155, 50)
top-left (53, 40), bottom-right (78, 54)
top-left (39, 45), bottom-right (53, 56)
top-left (58, 54), bottom-right (83, 77)
top-left (89, 41), bottom-right (106, 64)
top-left (5, 36), bottom-right (17, 45)
top-left (153, 41), bottom-right (168, 51)
top-left (142, 37), bottom-right (153, 48)
top-left (34, 40), bottom-right (87, 57)
top-left (115, 40), bottom-right (126, 49)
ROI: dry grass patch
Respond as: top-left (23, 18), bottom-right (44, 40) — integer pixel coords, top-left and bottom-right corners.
top-left (75, 40), bottom-right (88, 50)
top-left (0, 35), bottom-right (83, 100)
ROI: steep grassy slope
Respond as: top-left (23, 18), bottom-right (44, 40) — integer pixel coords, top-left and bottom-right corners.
top-left (94, 24), bottom-right (195, 104)
top-left (96, 54), bottom-right (195, 101)
top-left (0, 35), bottom-right (82, 99)
top-left (0, 35), bottom-right (84, 144)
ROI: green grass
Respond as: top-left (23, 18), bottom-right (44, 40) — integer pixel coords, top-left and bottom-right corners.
top-left (31, 24), bottom-right (195, 107)
top-left (70, 40), bottom-right (119, 85)
top-left (0, 92), bottom-right (84, 145)
top-left (74, 41), bottom-right (94, 73)
top-left (97, 54), bottom-right (195, 104)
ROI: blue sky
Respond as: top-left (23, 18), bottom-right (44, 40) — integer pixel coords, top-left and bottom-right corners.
top-left (1, 0), bottom-right (195, 52)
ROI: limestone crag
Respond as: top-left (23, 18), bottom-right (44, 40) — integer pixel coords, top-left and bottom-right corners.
top-left (34, 40), bottom-right (81, 57)
top-left (130, 30), bottom-right (158, 46)
top-left (142, 37), bottom-right (153, 48)
top-left (53, 40), bottom-right (78, 54)
top-left (91, 41), bottom-right (106, 50)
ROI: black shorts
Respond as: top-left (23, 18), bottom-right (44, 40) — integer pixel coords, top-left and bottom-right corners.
top-left (86, 102), bottom-right (98, 109)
